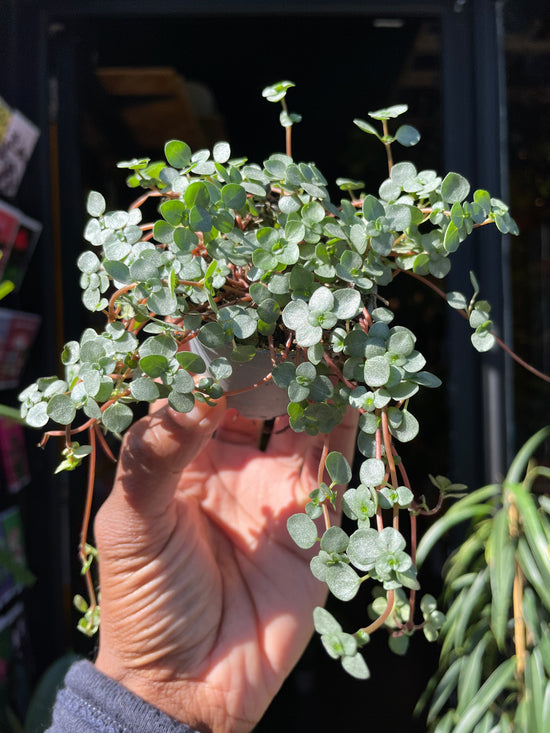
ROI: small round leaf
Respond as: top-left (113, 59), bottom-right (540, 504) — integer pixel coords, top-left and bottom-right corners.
top-left (139, 354), bottom-right (169, 378)
top-left (287, 513), bottom-right (318, 549)
top-left (325, 451), bottom-right (352, 485)
top-left (320, 526), bottom-right (349, 554)
top-left (47, 394), bottom-right (76, 425)
top-left (102, 402), bottom-right (133, 434)
top-left (360, 458), bottom-right (385, 487)
top-left (364, 356), bottom-right (390, 388)
top-left (326, 563), bottom-right (360, 601)
top-left (441, 172), bottom-right (470, 204)
top-left (395, 124), bottom-right (421, 147)
top-left (341, 653), bottom-right (370, 679)
top-left (86, 191), bottom-right (106, 217)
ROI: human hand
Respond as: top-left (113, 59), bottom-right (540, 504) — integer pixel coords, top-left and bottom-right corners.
top-left (94, 398), bottom-right (357, 733)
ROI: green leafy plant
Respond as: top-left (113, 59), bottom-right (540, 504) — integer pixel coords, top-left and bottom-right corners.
top-left (415, 427), bottom-right (550, 732)
top-left (19, 82), bottom-right (547, 678)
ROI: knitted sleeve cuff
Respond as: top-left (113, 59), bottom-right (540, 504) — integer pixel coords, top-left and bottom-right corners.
top-left (47, 659), bottom-right (200, 733)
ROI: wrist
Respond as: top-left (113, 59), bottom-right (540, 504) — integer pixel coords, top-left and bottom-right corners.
top-left (94, 653), bottom-right (239, 733)
top-left (54, 659), bottom-right (199, 732)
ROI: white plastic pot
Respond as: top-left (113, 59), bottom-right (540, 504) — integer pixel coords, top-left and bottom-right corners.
top-left (189, 339), bottom-right (291, 420)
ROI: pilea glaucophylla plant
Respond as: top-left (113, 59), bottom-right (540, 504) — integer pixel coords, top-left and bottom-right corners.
top-left (19, 80), bottom-right (529, 673)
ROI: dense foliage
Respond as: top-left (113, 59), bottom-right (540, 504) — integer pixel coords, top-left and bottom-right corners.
top-left (20, 82), bottom-right (521, 677)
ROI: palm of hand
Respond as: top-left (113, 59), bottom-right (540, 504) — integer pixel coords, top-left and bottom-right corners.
top-left (94, 403), bottom-right (355, 732)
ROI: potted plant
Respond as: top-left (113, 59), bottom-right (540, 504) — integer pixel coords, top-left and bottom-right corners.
top-left (413, 427), bottom-right (550, 731)
top-left (19, 81), bottom-right (535, 678)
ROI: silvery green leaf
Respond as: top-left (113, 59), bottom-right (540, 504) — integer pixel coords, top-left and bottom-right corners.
top-left (360, 458), bottom-right (385, 487)
top-left (308, 286), bottom-right (334, 313)
top-left (332, 289), bottom-right (361, 319)
top-left (379, 527), bottom-right (407, 554)
top-left (81, 370), bottom-right (100, 397)
top-left (77, 251), bottom-right (100, 274)
top-left (469, 308), bottom-right (491, 329)
top-left (409, 371), bottom-right (442, 388)
top-left (347, 528), bottom-right (381, 570)
top-left (325, 451), bottom-right (352, 485)
top-left (447, 291), bottom-right (468, 310)
top-left (176, 352), bottom-right (206, 374)
top-left (279, 110), bottom-right (302, 127)
top-left (295, 323), bottom-right (322, 348)
top-left (404, 350), bottom-right (426, 372)
top-left (213, 141), bottom-right (231, 164)
top-left (471, 330), bottom-right (495, 352)
top-left (287, 513), bottom-right (318, 549)
top-left (130, 378), bottom-right (160, 402)
top-left (26, 402), bottom-right (49, 428)
top-left (320, 632), bottom-right (345, 659)
top-left (388, 330), bottom-right (415, 357)
top-left (83, 399), bottom-right (102, 420)
top-left (139, 354), bottom-right (169, 378)
top-left (262, 80), bottom-right (295, 103)
top-left (102, 402), bottom-right (133, 434)
top-left (441, 172), bottom-right (470, 204)
top-left (86, 191), bottom-right (106, 217)
top-left (61, 341), bottom-right (80, 365)
top-left (139, 335), bottom-right (178, 359)
top-left (272, 361), bottom-right (296, 388)
top-left (397, 486), bottom-right (414, 507)
top-left (353, 118), bottom-right (380, 137)
top-left (390, 161), bottom-right (417, 187)
top-left (219, 306), bottom-right (258, 339)
top-left (95, 377), bottom-right (114, 403)
top-left (83, 218), bottom-right (102, 245)
top-left (47, 394), bottom-right (76, 426)
top-left (396, 566), bottom-right (420, 590)
top-left (372, 307), bottom-right (394, 324)
top-left (148, 289), bottom-right (178, 316)
top-left (395, 124), bottom-right (420, 147)
top-left (103, 260), bottom-right (131, 284)
top-left (165, 140), bottom-right (192, 168)
top-left (369, 104), bottom-right (408, 120)
top-left (389, 409), bottom-right (419, 442)
top-left (288, 381), bottom-right (310, 403)
top-left (198, 322), bottom-right (226, 348)
top-left (320, 526), bottom-right (349, 554)
top-left (341, 653), bottom-right (370, 679)
top-left (209, 357), bottom-right (232, 381)
top-left (104, 210), bottom-right (129, 230)
top-left (82, 287), bottom-right (102, 311)
top-left (313, 606), bottom-right (342, 635)
top-left (168, 391), bottom-right (195, 413)
top-left (310, 552), bottom-right (331, 581)
top-left (326, 562), bottom-right (360, 601)
top-left (364, 356), bottom-right (390, 387)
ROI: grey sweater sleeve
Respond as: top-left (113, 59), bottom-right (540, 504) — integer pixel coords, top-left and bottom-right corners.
top-left (47, 659), bottom-right (200, 733)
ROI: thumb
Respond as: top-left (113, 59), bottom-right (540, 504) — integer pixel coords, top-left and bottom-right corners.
top-left (107, 397), bottom-right (226, 518)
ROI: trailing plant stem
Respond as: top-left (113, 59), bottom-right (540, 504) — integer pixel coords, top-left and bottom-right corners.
top-left (319, 435), bottom-right (331, 530)
top-left (79, 426), bottom-right (97, 613)
top-left (382, 120), bottom-right (393, 174)
top-left (363, 589), bottom-right (395, 635)
top-left (404, 270), bottom-right (550, 384)
top-left (381, 410), bottom-right (398, 488)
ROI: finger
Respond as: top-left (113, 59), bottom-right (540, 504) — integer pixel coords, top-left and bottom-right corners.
top-left (215, 408), bottom-right (264, 447)
top-left (108, 398), bottom-right (226, 517)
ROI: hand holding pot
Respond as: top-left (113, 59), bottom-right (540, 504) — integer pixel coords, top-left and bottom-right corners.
top-left (93, 399), bottom-right (357, 733)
